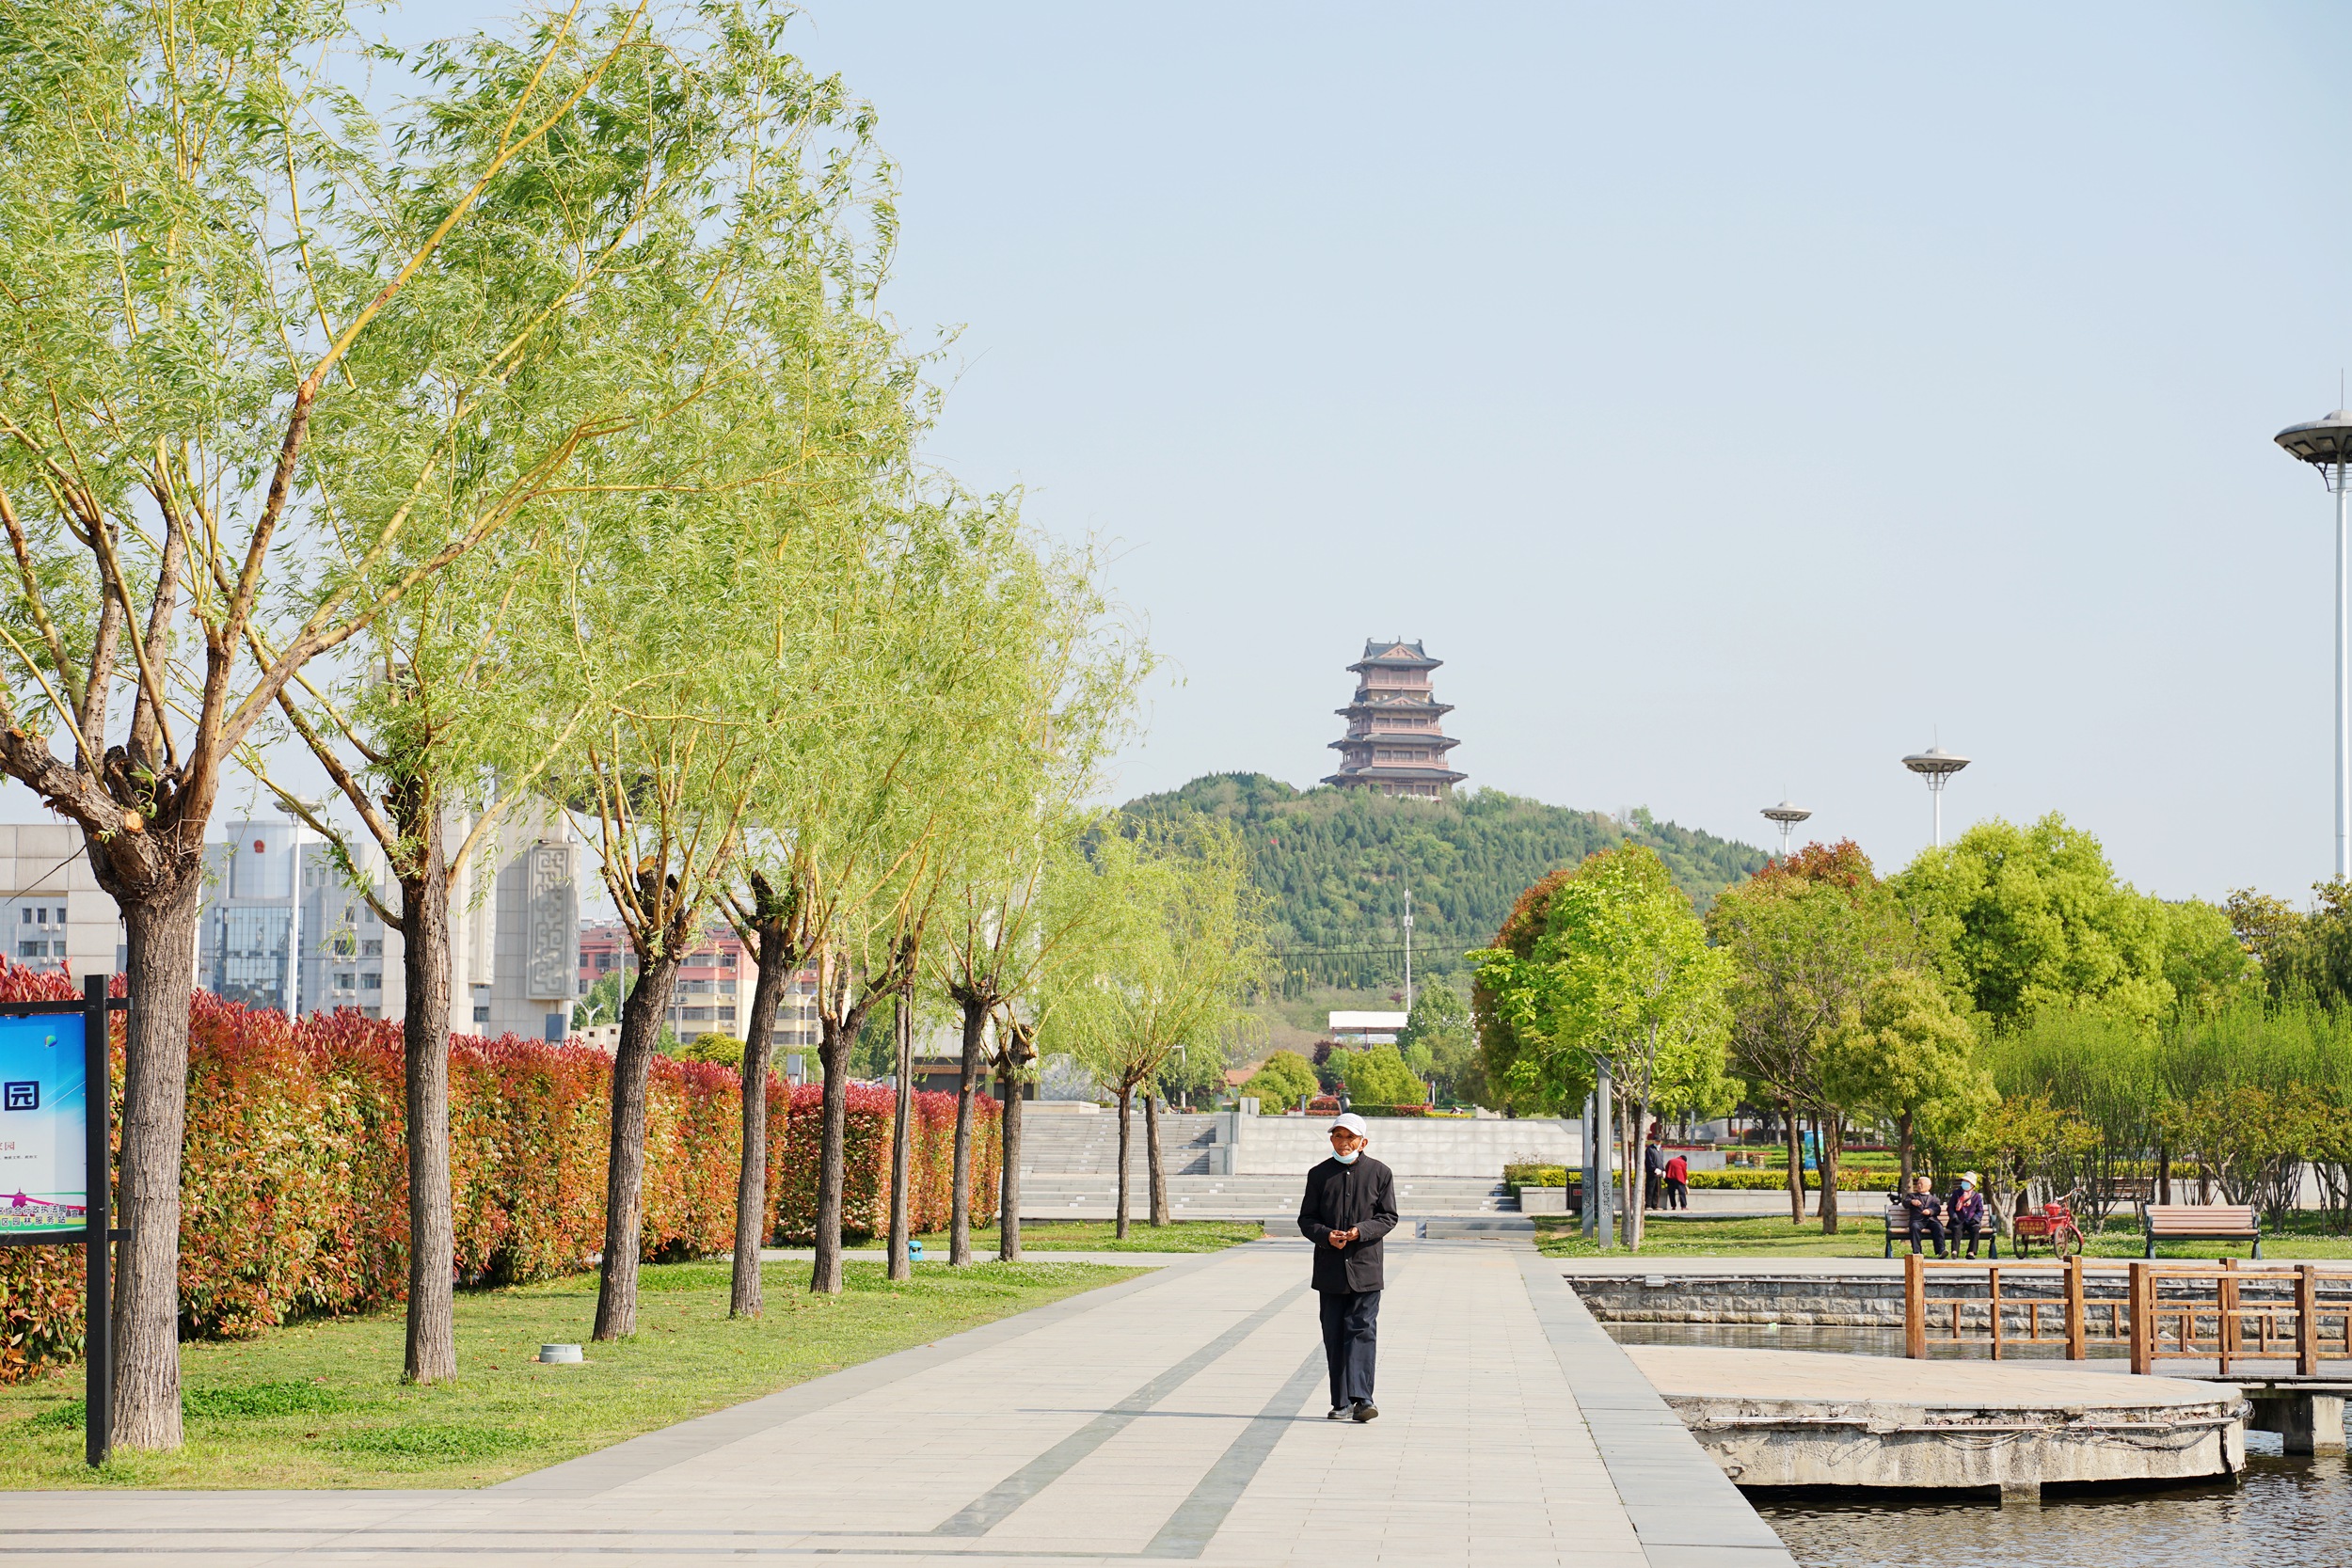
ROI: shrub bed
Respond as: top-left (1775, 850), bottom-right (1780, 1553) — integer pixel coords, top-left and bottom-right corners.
top-left (0, 963), bottom-right (996, 1384)
top-left (1498, 1164), bottom-right (1900, 1195)
top-left (1689, 1168), bottom-right (1899, 1193)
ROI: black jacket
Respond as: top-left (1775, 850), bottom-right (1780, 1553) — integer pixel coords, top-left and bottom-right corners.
top-left (1297, 1154), bottom-right (1400, 1293)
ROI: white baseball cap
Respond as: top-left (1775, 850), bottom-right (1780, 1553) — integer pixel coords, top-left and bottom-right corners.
top-left (1331, 1113), bottom-right (1370, 1137)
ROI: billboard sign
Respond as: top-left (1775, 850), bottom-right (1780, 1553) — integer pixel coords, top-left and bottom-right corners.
top-left (0, 1008), bottom-right (87, 1242)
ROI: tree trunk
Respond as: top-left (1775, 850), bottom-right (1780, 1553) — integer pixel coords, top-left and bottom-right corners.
top-left (2156, 1144), bottom-right (2172, 1206)
top-left (810, 992), bottom-right (875, 1295)
top-left (949, 992), bottom-right (988, 1265)
top-left (1628, 1098), bottom-right (1652, 1249)
top-left (1897, 1109), bottom-right (1915, 1194)
top-left (1783, 1096), bottom-right (1805, 1225)
top-left (1618, 1098), bottom-right (1636, 1250)
top-left (593, 948), bottom-right (681, 1339)
top-left (1819, 1115), bottom-right (1844, 1234)
top-left (731, 911), bottom-right (792, 1318)
top-left (109, 868), bottom-right (204, 1451)
top-left (392, 794), bottom-right (455, 1385)
top-left (998, 1022), bottom-right (1035, 1262)
top-left (886, 990), bottom-right (914, 1282)
top-left (1115, 1085), bottom-right (1135, 1242)
top-left (1146, 1091), bottom-right (1168, 1227)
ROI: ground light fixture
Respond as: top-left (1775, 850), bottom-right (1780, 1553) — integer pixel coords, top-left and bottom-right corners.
top-left (1758, 800), bottom-right (1811, 861)
top-left (2275, 406), bottom-right (2352, 879)
top-left (1901, 747), bottom-right (1970, 848)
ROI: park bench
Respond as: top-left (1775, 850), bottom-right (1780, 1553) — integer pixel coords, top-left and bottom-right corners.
top-left (2143, 1203), bottom-right (2263, 1259)
top-left (1880, 1197), bottom-right (2000, 1259)
top-left (2105, 1177), bottom-right (2155, 1218)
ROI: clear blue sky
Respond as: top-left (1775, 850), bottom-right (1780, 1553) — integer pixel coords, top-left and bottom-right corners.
top-left (121, 4), bottom-right (2352, 902)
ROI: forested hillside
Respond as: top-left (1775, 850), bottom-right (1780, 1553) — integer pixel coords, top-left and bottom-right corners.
top-left (1121, 773), bottom-right (1766, 989)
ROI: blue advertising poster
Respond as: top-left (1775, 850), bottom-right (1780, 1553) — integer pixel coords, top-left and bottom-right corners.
top-left (0, 1011), bottom-right (87, 1241)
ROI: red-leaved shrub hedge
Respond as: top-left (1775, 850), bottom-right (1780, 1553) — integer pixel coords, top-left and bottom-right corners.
top-left (772, 1083), bottom-right (1002, 1243)
top-left (0, 962), bottom-right (996, 1384)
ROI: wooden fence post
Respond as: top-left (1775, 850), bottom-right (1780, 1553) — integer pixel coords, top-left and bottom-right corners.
top-left (2220, 1257), bottom-right (2238, 1375)
top-left (1905, 1250), bottom-right (1926, 1360)
top-left (2064, 1255), bottom-right (2086, 1361)
top-left (2300, 1264), bottom-right (2321, 1377)
top-left (2129, 1260), bottom-right (2153, 1375)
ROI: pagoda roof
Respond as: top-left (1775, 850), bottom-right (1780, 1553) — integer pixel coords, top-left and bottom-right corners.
top-left (1347, 639), bottom-right (1440, 673)
top-left (1337, 697), bottom-right (1454, 717)
top-left (1320, 763), bottom-right (1469, 787)
top-left (1329, 734), bottom-right (1460, 752)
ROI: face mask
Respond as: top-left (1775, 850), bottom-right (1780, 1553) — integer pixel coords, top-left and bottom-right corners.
top-left (1332, 1149), bottom-right (1359, 1164)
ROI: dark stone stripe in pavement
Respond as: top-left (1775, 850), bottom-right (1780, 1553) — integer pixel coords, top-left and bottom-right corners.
top-left (1139, 1346), bottom-right (1326, 1560)
top-left (496, 1250), bottom-right (1232, 1499)
top-left (933, 1279), bottom-right (1311, 1536)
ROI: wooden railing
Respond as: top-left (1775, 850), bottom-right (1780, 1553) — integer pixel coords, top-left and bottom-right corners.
top-left (1902, 1253), bottom-right (2352, 1373)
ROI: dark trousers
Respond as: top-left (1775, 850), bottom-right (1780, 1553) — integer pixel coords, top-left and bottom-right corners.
top-left (1664, 1179), bottom-right (1688, 1211)
top-left (1950, 1219), bottom-right (1985, 1258)
top-left (1645, 1171), bottom-right (1661, 1209)
top-left (1318, 1288), bottom-right (1381, 1407)
top-left (1908, 1214), bottom-right (1947, 1257)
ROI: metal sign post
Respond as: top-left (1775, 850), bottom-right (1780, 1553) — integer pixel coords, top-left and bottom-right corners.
top-left (81, 974), bottom-right (114, 1466)
top-left (0, 976), bottom-right (127, 1467)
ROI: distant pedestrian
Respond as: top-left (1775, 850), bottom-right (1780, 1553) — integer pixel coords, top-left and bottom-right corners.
top-left (1947, 1172), bottom-right (1988, 1259)
top-left (1662, 1152), bottom-right (1690, 1211)
top-left (1298, 1112), bottom-right (1399, 1423)
top-left (1645, 1125), bottom-right (1665, 1211)
top-left (1899, 1173), bottom-right (1947, 1259)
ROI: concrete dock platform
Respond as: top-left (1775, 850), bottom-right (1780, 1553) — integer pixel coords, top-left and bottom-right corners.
top-left (1625, 1345), bottom-right (2244, 1501)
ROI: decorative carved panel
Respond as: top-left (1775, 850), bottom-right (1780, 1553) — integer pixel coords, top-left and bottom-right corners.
top-left (525, 843), bottom-right (577, 1001)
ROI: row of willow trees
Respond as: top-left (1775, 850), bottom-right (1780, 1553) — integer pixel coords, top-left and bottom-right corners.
top-left (0, 0), bottom-right (1270, 1452)
top-left (1467, 812), bottom-right (2337, 1250)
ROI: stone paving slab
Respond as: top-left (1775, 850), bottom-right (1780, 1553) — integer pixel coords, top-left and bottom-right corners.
top-left (0, 1239), bottom-right (1794, 1567)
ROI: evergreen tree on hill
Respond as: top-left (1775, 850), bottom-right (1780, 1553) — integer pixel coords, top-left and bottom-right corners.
top-left (1120, 773), bottom-right (1767, 981)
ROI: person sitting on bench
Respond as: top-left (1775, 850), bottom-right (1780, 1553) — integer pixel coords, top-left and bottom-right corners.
top-left (1899, 1174), bottom-right (1947, 1259)
top-left (1946, 1171), bottom-right (1988, 1259)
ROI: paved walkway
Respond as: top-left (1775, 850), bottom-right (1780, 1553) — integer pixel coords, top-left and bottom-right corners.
top-left (0, 1240), bottom-right (1793, 1567)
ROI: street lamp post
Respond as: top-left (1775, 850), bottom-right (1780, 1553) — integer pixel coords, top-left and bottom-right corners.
top-left (1759, 800), bottom-right (1812, 862)
top-left (2275, 408), bottom-right (2352, 880)
top-left (1902, 747), bottom-right (1970, 848)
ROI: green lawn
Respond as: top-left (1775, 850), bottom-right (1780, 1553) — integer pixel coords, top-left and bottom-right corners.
top-left (915, 1220), bottom-right (1263, 1254)
top-left (1536, 1212), bottom-right (2352, 1260)
top-left (0, 1258), bottom-right (1139, 1490)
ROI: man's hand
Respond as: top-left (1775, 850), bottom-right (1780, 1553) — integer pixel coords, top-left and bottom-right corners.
top-left (1327, 1227), bottom-right (1357, 1247)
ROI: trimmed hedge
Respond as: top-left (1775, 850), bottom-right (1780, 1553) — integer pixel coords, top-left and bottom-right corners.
top-left (1499, 1163), bottom-right (1900, 1195)
top-left (0, 963), bottom-right (997, 1384)
top-left (1691, 1168), bottom-right (1899, 1193)
top-left (771, 1083), bottom-right (1001, 1244)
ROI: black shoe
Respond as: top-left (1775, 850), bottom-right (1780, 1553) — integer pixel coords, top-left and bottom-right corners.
top-left (1352, 1400), bottom-right (1378, 1422)
top-left (1327, 1405), bottom-right (1348, 1421)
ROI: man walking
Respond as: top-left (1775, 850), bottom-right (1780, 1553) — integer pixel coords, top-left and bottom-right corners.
top-left (1297, 1112), bottom-right (1399, 1423)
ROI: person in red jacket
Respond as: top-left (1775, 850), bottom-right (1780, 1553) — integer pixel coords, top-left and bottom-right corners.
top-left (1661, 1151), bottom-right (1690, 1211)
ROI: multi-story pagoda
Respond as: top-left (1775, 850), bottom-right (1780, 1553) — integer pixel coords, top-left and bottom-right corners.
top-left (1322, 639), bottom-right (1466, 799)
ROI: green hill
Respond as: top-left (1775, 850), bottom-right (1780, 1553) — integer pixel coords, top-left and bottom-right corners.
top-left (1120, 773), bottom-right (1766, 991)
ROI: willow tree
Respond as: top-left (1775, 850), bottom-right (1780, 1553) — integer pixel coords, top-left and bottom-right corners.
top-left (1054, 822), bottom-right (1267, 1240)
top-left (240, 0), bottom-right (881, 1381)
top-left (926, 537), bottom-right (1144, 1263)
top-left (783, 499), bottom-right (1044, 1292)
top-left (0, 0), bottom-right (660, 1445)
